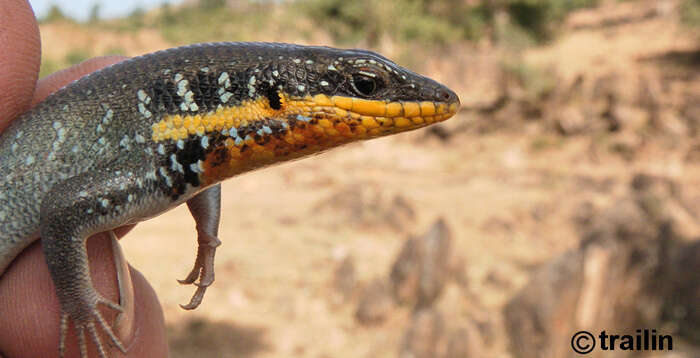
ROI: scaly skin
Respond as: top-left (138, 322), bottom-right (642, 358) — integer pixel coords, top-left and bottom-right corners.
top-left (0, 42), bottom-right (459, 357)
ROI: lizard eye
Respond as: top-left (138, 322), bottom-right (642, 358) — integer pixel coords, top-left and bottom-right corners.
top-left (351, 74), bottom-right (381, 97)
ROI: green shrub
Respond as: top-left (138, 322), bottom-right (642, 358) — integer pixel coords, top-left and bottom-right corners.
top-left (65, 49), bottom-right (90, 65)
top-left (125, 7), bottom-right (146, 30)
top-left (41, 4), bottom-right (72, 23)
top-left (302, 0), bottom-right (600, 47)
top-left (681, 0), bottom-right (700, 27)
top-left (103, 46), bottom-right (126, 56)
top-left (152, 1), bottom-right (280, 44)
top-left (302, 0), bottom-right (384, 45)
top-left (38, 57), bottom-right (61, 79)
top-left (502, 59), bottom-right (556, 100)
top-left (506, 0), bottom-right (599, 42)
top-left (198, 0), bottom-right (227, 10)
top-left (88, 4), bottom-right (101, 24)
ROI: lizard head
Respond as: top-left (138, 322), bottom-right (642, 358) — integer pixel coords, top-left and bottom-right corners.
top-left (267, 45), bottom-right (461, 139)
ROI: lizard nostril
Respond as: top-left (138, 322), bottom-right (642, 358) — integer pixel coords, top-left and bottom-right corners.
top-left (436, 88), bottom-right (452, 102)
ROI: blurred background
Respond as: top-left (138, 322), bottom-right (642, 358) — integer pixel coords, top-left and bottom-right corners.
top-left (29, 0), bottom-right (699, 357)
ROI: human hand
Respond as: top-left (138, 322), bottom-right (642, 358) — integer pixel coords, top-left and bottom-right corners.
top-left (0, 1), bottom-right (168, 356)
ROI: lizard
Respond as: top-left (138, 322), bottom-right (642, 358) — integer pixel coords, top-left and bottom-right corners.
top-left (0, 42), bottom-right (459, 357)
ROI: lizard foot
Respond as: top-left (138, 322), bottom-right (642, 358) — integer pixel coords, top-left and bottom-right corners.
top-left (178, 230), bottom-right (221, 310)
top-left (59, 295), bottom-right (126, 358)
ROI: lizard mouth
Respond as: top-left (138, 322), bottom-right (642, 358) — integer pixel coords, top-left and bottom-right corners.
top-left (277, 93), bottom-right (461, 139)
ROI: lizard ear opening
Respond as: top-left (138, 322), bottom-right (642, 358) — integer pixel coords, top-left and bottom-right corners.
top-left (265, 87), bottom-right (282, 110)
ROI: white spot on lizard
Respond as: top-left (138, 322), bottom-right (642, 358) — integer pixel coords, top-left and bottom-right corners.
top-left (220, 92), bottom-right (233, 103)
top-left (218, 72), bottom-right (229, 85)
top-left (119, 135), bottom-right (131, 150)
top-left (170, 154), bottom-right (184, 173)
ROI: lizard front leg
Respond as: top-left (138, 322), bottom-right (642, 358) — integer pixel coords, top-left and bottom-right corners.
top-left (40, 166), bottom-right (161, 358)
top-left (179, 184), bottom-right (222, 310)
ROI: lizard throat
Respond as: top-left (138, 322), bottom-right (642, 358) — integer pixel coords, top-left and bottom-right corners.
top-left (150, 92), bottom-right (459, 186)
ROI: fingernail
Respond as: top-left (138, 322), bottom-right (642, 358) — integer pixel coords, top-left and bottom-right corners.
top-left (109, 231), bottom-right (135, 340)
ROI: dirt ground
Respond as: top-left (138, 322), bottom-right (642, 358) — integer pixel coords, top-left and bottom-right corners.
top-left (36, 0), bottom-right (699, 356)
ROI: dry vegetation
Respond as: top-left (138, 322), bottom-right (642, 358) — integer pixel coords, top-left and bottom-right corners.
top-left (35, 0), bottom-right (700, 356)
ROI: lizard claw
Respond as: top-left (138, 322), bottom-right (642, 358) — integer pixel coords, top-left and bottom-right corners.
top-left (59, 294), bottom-right (126, 358)
top-left (178, 230), bottom-right (220, 309)
top-left (179, 285), bottom-right (208, 310)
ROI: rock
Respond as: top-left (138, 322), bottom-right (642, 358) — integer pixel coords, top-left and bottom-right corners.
top-left (554, 105), bottom-right (587, 135)
top-left (664, 240), bottom-right (700, 345)
top-left (608, 132), bottom-right (641, 161)
top-left (445, 322), bottom-right (485, 358)
top-left (355, 279), bottom-right (393, 326)
top-left (399, 309), bottom-right (445, 358)
top-left (681, 97), bottom-right (700, 136)
top-left (390, 218), bottom-right (453, 308)
top-left (504, 251), bottom-right (584, 358)
top-left (504, 175), bottom-right (698, 358)
top-left (386, 195), bottom-right (417, 231)
top-left (483, 269), bottom-right (513, 290)
top-left (313, 186), bottom-right (417, 231)
top-left (331, 255), bottom-right (357, 305)
top-left (684, 144), bottom-right (700, 163)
